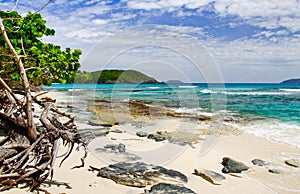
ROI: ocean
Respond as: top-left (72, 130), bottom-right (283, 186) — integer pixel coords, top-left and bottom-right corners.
top-left (43, 83), bottom-right (300, 147)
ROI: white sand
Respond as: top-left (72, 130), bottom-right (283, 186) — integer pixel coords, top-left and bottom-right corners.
top-left (3, 122), bottom-right (300, 194)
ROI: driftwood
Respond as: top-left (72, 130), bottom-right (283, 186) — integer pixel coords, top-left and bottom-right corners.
top-left (0, 16), bottom-right (87, 192)
top-left (0, 97), bottom-right (87, 192)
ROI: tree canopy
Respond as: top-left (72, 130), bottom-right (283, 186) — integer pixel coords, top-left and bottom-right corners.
top-left (76, 69), bottom-right (158, 84)
top-left (0, 10), bottom-right (81, 87)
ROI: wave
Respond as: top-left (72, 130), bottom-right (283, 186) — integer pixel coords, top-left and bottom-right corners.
top-left (224, 91), bottom-right (289, 96)
top-left (68, 88), bottom-right (89, 92)
top-left (238, 120), bottom-right (300, 148)
top-left (147, 87), bottom-right (160, 89)
top-left (279, 89), bottom-right (300, 92)
top-left (178, 85), bottom-right (198, 89)
top-left (200, 89), bottom-right (290, 96)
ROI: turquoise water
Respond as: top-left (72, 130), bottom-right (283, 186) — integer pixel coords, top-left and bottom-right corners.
top-left (45, 83), bottom-right (300, 124)
top-left (44, 83), bottom-right (300, 147)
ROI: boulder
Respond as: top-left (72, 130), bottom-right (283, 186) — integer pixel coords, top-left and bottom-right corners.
top-left (104, 144), bottom-right (126, 153)
top-left (97, 162), bottom-right (188, 187)
top-left (284, 159), bottom-right (300, 168)
top-left (251, 159), bottom-right (270, 166)
top-left (268, 169), bottom-right (282, 174)
top-left (221, 157), bottom-right (249, 173)
top-left (136, 131), bottom-right (148, 137)
top-left (194, 169), bottom-right (225, 185)
top-left (148, 134), bottom-right (166, 142)
top-left (145, 183), bottom-right (196, 194)
top-left (110, 128), bottom-right (123, 133)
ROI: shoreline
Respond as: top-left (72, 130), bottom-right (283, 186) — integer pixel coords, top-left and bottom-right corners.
top-left (2, 90), bottom-right (300, 193)
top-left (3, 131), bottom-right (299, 194)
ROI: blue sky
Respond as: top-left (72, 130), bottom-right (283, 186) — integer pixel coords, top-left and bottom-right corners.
top-left (1, 0), bottom-right (300, 82)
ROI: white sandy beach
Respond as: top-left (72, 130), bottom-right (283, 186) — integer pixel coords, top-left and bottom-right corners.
top-left (3, 122), bottom-right (300, 194)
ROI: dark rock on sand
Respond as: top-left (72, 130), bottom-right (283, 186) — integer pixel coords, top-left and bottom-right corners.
top-left (268, 168), bottom-right (282, 174)
top-left (136, 131), bottom-right (148, 137)
top-left (194, 169), bottom-right (225, 185)
top-left (221, 157), bottom-right (249, 173)
top-left (97, 162), bottom-right (188, 187)
top-left (145, 183), bottom-right (196, 194)
top-left (284, 159), bottom-right (300, 168)
top-left (148, 134), bottom-right (166, 142)
top-left (110, 128), bottom-right (123, 133)
top-left (104, 144), bottom-right (126, 153)
top-left (252, 159), bottom-right (271, 166)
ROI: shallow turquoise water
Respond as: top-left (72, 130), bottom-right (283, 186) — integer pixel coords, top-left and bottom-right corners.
top-left (44, 83), bottom-right (300, 124)
top-left (43, 83), bottom-right (300, 147)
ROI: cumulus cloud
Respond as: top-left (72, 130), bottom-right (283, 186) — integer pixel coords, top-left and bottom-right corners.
top-left (1, 0), bottom-right (299, 82)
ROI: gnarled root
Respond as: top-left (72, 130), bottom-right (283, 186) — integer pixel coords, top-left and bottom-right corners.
top-left (0, 99), bottom-right (87, 192)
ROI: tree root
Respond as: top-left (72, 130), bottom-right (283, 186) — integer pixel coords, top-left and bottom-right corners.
top-left (0, 95), bottom-right (87, 192)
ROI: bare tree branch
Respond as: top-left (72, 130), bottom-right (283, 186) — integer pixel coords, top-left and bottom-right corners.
top-left (0, 18), bottom-right (37, 141)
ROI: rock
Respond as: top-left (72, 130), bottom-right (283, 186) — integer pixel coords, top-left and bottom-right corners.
top-left (136, 131), bottom-right (148, 137)
top-left (110, 128), bottom-right (123, 133)
top-left (88, 119), bottom-right (119, 127)
top-left (145, 183), bottom-right (196, 194)
top-left (148, 134), bottom-right (166, 142)
top-left (104, 144), bottom-right (126, 153)
top-left (194, 169), bottom-right (225, 185)
top-left (268, 169), bottom-right (282, 174)
top-left (97, 162), bottom-right (188, 187)
top-left (221, 157), bottom-right (249, 173)
top-left (252, 159), bottom-right (270, 166)
top-left (284, 159), bottom-right (300, 168)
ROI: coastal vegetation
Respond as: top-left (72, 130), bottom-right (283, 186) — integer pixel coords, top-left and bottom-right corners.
top-left (0, 9), bottom-right (85, 192)
top-left (75, 70), bottom-right (158, 84)
top-left (280, 78), bottom-right (300, 84)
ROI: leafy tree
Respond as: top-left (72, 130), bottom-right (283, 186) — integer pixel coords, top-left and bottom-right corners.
top-left (0, 10), bottom-right (81, 87)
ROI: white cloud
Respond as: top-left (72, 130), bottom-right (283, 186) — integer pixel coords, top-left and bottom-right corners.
top-left (2, 0), bottom-right (299, 82)
top-left (213, 0), bottom-right (300, 32)
top-left (92, 18), bottom-right (109, 25)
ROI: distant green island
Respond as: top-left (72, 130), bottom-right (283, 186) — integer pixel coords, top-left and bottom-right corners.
top-left (280, 79), bottom-right (300, 84)
top-left (75, 70), bottom-right (158, 84)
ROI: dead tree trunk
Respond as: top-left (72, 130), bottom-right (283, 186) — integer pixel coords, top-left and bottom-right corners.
top-left (0, 17), bottom-right (87, 192)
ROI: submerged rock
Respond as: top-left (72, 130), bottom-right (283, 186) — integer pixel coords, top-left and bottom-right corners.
top-left (194, 169), bottom-right (225, 185)
top-left (145, 183), bottom-right (196, 194)
top-left (284, 159), bottom-right (300, 168)
top-left (136, 131), bottom-right (148, 137)
top-left (252, 159), bottom-right (271, 166)
top-left (221, 157), bottom-right (249, 173)
top-left (97, 162), bottom-right (188, 187)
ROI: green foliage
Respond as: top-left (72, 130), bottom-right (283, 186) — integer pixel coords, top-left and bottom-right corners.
top-left (75, 70), bottom-right (158, 84)
top-left (0, 10), bottom-right (81, 87)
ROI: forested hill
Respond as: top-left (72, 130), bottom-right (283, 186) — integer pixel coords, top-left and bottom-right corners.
top-left (280, 79), bottom-right (300, 84)
top-left (75, 70), bottom-right (158, 84)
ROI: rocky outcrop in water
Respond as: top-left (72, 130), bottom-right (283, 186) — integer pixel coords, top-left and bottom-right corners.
top-left (96, 162), bottom-right (188, 187)
top-left (221, 157), bottom-right (249, 173)
top-left (145, 183), bottom-right (196, 194)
